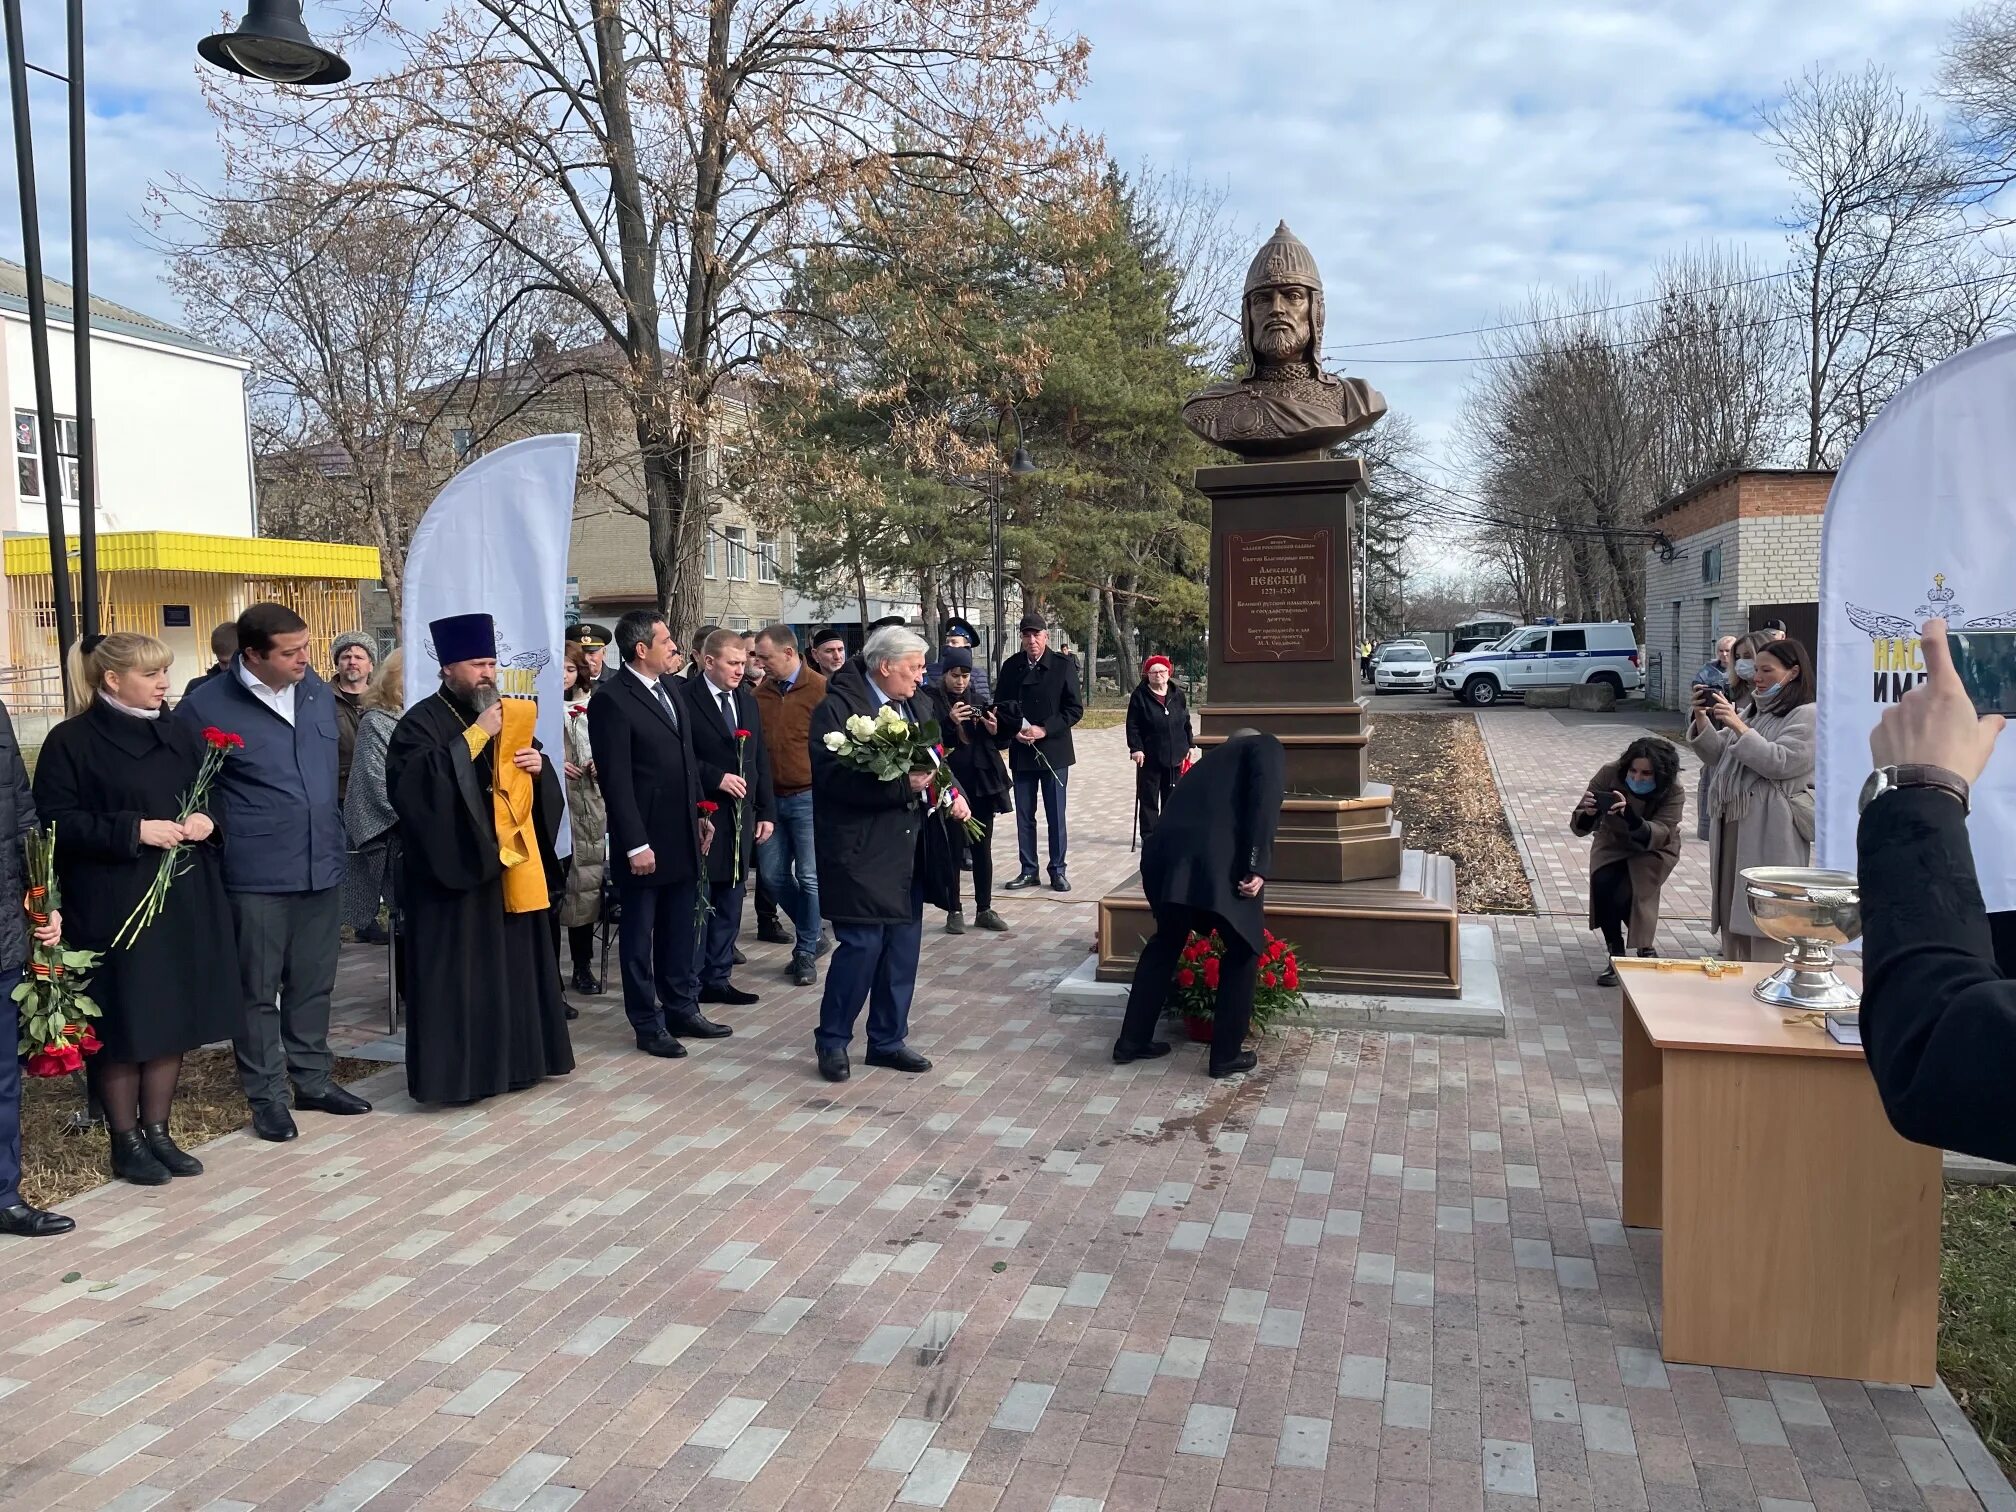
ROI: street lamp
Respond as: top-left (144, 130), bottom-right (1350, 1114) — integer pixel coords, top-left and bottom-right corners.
top-left (198, 1), bottom-right (350, 86)
top-left (990, 404), bottom-right (1036, 668)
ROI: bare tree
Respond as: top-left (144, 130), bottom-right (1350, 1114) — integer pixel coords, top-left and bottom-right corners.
top-left (1762, 65), bottom-right (1970, 467)
top-left (1943, 1), bottom-right (2016, 185)
top-left (211, 0), bottom-right (1093, 641)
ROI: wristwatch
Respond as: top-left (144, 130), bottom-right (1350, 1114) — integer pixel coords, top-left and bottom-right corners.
top-left (1858, 764), bottom-right (1971, 814)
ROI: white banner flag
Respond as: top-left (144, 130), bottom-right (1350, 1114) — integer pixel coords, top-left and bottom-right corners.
top-left (402, 434), bottom-right (581, 857)
top-left (1818, 334), bottom-right (2016, 910)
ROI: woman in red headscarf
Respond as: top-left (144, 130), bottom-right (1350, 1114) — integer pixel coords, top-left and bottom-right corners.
top-left (1126, 655), bottom-right (1197, 841)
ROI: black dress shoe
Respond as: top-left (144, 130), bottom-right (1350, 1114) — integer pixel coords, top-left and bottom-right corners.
top-left (1002, 873), bottom-right (1040, 891)
top-left (698, 983), bottom-right (759, 1008)
top-left (1112, 1039), bottom-right (1172, 1065)
top-left (141, 1122), bottom-right (203, 1177)
top-left (666, 1009), bottom-right (733, 1039)
top-left (1596, 967), bottom-right (1620, 988)
top-left (789, 956), bottom-right (817, 987)
top-left (732, 946), bottom-right (748, 966)
top-left (865, 1046), bottom-right (932, 1074)
top-left (1050, 875), bottom-right (1072, 893)
top-left (0, 1202), bottom-right (74, 1238)
top-left (636, 1032), bottom-right (689, 1059)
top-left (817, 1048), bottom-right (851, 1083)
top-left (570, 967), bottom-right (603, 995)
top-left (252, 1106), bottom-right (299, 1142)
top-left (109, 1129), bottom-right (172, 1186)
top-left (756, 919), bottom-right (793, 945)
top-left (1209, 1051), bottom-right (1258, 1079)
top-left (294, 1084), bottom-right (372, 1116)
top-left (565, 1003), bottom-right (580, 1020)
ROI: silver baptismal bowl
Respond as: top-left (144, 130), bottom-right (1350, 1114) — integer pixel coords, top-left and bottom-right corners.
top-left (1740, 867), bottom-right (1862, 1013)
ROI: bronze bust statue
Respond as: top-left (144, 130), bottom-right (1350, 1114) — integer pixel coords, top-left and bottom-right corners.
top-left (1182, 222), bottom-right (1388, 461)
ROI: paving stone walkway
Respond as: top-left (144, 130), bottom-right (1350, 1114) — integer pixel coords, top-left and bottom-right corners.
top-left (0, 712), bottom-right (2005, 1512)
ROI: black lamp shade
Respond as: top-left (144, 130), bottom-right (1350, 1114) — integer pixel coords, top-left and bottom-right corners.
top-left (1008, 445), bottom-right (1037, 476)
top-left (199, 0), bottom-right (350, 86)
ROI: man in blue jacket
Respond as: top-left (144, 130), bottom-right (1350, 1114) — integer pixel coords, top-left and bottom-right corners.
top-left (181, 604), bottom-right (366, 1142)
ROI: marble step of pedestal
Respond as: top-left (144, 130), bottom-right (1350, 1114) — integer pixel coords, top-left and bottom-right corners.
top-left (1053, 921), bottom-right (1506, 1038)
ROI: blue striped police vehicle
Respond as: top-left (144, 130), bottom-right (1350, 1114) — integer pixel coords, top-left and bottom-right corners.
top-left (1436, 621), bottom-right (1642, 706)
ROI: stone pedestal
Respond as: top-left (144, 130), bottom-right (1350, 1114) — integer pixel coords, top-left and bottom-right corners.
top-left (1094, 456), bottom-right (1463, 996)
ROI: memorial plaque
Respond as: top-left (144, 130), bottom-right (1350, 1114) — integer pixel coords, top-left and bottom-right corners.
top-left (1223, 528), bottom-right (1333, 662)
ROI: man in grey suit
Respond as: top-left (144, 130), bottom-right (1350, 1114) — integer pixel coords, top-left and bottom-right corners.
top-left (180, 603), bottom-right (367, 1142)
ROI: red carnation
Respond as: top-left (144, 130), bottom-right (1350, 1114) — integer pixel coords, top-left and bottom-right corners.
top-left (75, 1026), bottom-right (101, 1055)
top-left (696, 800), bottom-right (719, 816)
top-left (1176, 968), bottom-right (1196, 988)
top-left (1284, 963), bottom-right (1300, 990)
top-left (1262, 970), bottom-right (1279, 989)
top-left (1202, 958), bottom-right (1221, 989)
top-left (735, 728), bottom-right (752, 739)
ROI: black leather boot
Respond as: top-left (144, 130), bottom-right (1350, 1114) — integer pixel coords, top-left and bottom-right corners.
top-left (109, 1129), bottom-right (172, 1186)
top-left (141, 1122), bottom-right (203, 1177)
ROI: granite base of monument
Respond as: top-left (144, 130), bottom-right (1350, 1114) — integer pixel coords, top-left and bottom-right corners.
top-left (1054, 921), bottom-right (1505, 1037)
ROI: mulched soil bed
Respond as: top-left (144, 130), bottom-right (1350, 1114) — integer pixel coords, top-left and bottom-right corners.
top-left (18, 1048), bottom-right (386, 1209)
top-left (1366, 713), bottom-right (1535, 915)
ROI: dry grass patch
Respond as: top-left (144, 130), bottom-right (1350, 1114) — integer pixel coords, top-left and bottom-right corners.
top-left (1368, 713), bottom-right (1534, 915)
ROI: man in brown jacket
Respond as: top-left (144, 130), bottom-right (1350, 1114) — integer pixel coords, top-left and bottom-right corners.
top-left (752, 624), bottom-right (829, 986)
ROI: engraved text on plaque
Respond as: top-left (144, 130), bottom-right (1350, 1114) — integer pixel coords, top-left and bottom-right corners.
top-left (1223, 529), bottom-right (1333, 663)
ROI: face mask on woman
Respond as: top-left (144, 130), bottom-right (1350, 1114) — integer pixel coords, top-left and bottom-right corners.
top-left (1752, 681), bottom-right (1783, 706)
top-left (1625, 775), bottom-right (1656, 796)
top-left (1733, 658), bottom-right (1756, 681)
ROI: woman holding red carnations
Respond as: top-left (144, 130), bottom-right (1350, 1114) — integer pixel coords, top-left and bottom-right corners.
top-left (33, 633), bottom-right (240, 1186)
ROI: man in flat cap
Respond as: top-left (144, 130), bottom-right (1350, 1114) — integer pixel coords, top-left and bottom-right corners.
top-left (387, 613), bottom-right (574, 1104)
top-left (994, 612), bottom-right (1084, 893)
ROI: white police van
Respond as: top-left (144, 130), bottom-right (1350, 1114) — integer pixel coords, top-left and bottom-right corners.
top-left (1437, 621), bottom-right (1642, 706)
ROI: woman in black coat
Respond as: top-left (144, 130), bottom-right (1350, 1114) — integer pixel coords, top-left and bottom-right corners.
top-left (34, 633), bottom-right (239, 1186)
top-left (922, 647), bottom-right (1013, 935)
top-left (1126, 655), bottom-right (1195, 840)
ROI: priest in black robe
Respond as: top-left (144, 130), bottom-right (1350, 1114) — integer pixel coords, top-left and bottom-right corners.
top-left (386, 613), bottom-right (574, 1104)
top-left (1113, 729), bottom-right (1284, 1078)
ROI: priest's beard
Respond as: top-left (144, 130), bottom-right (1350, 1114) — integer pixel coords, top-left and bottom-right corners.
top-left (465, 684), bottom-right (501, 713)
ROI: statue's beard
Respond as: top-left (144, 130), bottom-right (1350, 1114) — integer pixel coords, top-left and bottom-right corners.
top-left (1252, 324), bottom-right (1306, 365)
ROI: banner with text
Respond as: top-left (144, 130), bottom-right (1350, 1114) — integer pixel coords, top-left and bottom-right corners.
top-left (1818, 333), bottom-right (2016, 909)
top-left (402, 434), bottom-right (581, 857)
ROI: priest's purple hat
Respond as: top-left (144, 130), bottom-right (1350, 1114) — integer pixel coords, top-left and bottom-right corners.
top-left (430, 612), bottom-right (497, 665)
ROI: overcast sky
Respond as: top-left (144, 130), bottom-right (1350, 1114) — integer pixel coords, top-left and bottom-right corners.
top-left (0, 0), bottom-right (1969, 485)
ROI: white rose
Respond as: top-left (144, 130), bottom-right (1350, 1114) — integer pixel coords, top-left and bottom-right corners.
top-left (885, 717), bottom-right (908, 737)
top-left (846, 713), bottom-right (877, 740)
top-left (823, 730), bottom-right (848, 752)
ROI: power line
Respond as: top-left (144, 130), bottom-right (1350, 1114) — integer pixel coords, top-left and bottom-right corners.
top-left (1380, 461), bottom-right (1675, 549)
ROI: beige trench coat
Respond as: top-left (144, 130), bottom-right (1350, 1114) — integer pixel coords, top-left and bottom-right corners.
top-left (1689, 700), bottom-right (1816, 941)
top-left (1569, 762), bottom-right (1685, 949)
top-left (559, 701), bottom-right (607, 929)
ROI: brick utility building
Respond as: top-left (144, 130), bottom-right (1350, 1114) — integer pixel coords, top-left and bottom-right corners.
top-left (1640, 468), bottom-right (1834, 707)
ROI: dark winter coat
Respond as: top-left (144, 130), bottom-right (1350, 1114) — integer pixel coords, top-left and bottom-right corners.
top-left (1126, 680), bottom-right (1192, 771)
top-left (1568, 759), bottom-right (1685, 951)
top-left (32, 700), bottom-right (240, 1061)
top-left (993, 647), bottom-right (1084, 774)
top-left (0, 701), bottom-right (33, 972)
top-left (811, 666), bottom-right (942, 924)
top-left (1859, 787), bottom-right (2016, 1164)
top-left (1140, 733), bottom-right (1285, 954)
top-left (676, 675), bottom-right (776, 886)
top-left (177, 661), bottom-right (347, 894)
top-left (919, 683), bottom-right (1013, 817)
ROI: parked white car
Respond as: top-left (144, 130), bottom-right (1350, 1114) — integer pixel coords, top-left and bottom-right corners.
top-left (1438, 622), bottom-right (1643, 706)
top-left (1372, 642), bottom-right (1438, 692)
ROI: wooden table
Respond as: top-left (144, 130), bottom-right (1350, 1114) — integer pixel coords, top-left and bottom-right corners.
top-left (1620, 961), bottom-right (1940, 1384)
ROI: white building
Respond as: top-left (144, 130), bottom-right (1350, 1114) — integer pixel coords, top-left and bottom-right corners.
top-left (0, 260), bottom-right (254, 539)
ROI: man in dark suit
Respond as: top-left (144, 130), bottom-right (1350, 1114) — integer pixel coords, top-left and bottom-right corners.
top-left (677, 628), bottom-right (774, 1012)
top-left (810, 625), bottom-right (972, 1082)
top-left (994, 612), bottom-right (1085, 893)
top-left (1114, 729), bottom-right (1284, 1079)
top-left (586, 611), bottom-right (718, 1058)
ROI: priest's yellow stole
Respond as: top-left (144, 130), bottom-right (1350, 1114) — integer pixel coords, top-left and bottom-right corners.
top-left (494, 696), bottom-right (548, 914)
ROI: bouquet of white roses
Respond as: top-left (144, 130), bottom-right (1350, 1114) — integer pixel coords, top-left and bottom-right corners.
top-left (822, 704), bottom-right (984, 839)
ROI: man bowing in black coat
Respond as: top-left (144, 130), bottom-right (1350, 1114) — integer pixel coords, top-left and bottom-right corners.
top-left (678, 629), bottom-right (774, 1013)
top-left (587, 610), bottom-right (717, 1057)
top-left (811, 625), bottom-right (972, 1082)
top-left (1114, 729), bottom-right (1285, 1078)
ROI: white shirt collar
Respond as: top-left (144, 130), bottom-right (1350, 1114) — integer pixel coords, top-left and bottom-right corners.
top-left (237, 659), bottom-right (298, 723)
top-left (99, 693), bottom-right (160, 721)
top-left (624, 663), bottom-right (662, 692)
top-left (703, 675), bottom-right (736, 705)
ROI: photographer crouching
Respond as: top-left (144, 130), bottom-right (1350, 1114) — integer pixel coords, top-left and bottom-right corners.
top-left (1858, 618), bottom-right (2013, 1164)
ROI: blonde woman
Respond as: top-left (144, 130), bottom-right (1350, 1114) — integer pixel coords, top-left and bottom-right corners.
top-left (341, 649), bottom-right (403, 939)
top-left (33, 633), bottom-right (238, 1185)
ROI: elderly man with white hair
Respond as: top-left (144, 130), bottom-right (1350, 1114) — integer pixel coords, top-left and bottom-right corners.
top-left (808, 624), bottom-right (971, 1082)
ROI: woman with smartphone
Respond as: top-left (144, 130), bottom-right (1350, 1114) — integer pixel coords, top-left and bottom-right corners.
top-left (1570, 737), bottom-right (1685, 986)
top-left (1691, 637), bottom-right (1818, 960)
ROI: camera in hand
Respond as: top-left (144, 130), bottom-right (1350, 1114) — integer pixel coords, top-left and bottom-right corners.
top-left (1948, 629), bottom-right (2016, 717)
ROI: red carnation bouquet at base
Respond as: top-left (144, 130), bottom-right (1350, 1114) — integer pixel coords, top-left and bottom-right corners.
top-left (111, 726), bottom-right (241, 950)
top-left (14, 825), bottom-right (103, 1078)
top-left (1167, 928), bottom-right (1308, 1044)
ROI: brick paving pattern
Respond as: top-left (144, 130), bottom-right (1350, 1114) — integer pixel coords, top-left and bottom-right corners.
top-left (0, 713), bottom-right (2004, 1511)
